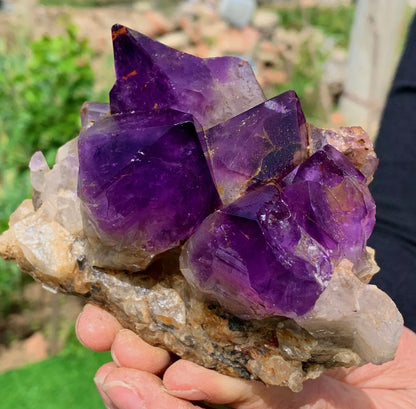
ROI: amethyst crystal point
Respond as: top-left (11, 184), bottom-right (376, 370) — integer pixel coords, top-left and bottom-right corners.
top-left (78, 109), bottom-right (220, 270)
top-left (203, 91), bottom-right (308, 205)
top-left (282, 145), bottom-right (375, 269)
top-left (109, 24), bottom-right (265, 129)
top-left (308, 124), bottom-right (378, 182)
top-left (181, 184), bottom-right (333, 319)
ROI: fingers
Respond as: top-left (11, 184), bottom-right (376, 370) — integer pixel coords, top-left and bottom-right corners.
top-left (94, 362), bottom-right (120, 409)
top-left (76, 304), bottom-right (122, 351)
top-left (76, 304), bottom-right (172, 375)
top-left (96, 367), bottom-right (197, 409)
top-left (162, 359), bottom-right (294, 407)
top-left (111, 329), bottom-right (171, 374)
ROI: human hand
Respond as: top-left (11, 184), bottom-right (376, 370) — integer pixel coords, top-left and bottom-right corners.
top-left (76, 304), bottom-right (416, 409)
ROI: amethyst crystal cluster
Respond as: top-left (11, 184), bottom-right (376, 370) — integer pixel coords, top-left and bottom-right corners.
top-left (78, 25), bottom-right (378, 320)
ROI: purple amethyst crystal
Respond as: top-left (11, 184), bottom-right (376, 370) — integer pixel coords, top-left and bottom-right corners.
top-left (78, 109), bottom-right (219, 268)
top-left (180, 146), bottom-right (375, 319)
top-left (202, 91), bottom-right (308, 204)
top-left (110, 25), bottom-right (265, 129)
top-left (282, 145), bottom-right (375, 269)
top-left (308, 124), bottom-right (379, 182)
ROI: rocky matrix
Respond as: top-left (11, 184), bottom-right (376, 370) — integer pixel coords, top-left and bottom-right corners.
top-left (0, 24), bottom-right (403, 392)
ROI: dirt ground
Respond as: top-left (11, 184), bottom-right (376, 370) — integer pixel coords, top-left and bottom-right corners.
top-left (0, 281), bottom-right (84, 372)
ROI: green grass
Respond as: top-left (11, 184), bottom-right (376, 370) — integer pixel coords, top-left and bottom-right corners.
top-left (0, 332), bottom-right (111, 409)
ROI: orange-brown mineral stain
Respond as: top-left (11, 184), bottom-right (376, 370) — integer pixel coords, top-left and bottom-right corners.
top-left (112, 26), bottom-right (128, 41)
top-left (122, 70), bottom-right (138, 81)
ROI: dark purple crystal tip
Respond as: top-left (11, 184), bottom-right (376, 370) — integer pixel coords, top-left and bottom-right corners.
top-left (109, 24), bottom-right (265, 129)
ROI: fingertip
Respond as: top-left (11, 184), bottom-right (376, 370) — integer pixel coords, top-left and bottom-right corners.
top-left (75, 304), bottom-right (122, 351)
top-left (111, 329), bottom-right (171, 374)
top-left (94, 362), bottom-right (119, 409)
top-left (95, 361), bottom-right (119, 384)
top-left (101, 368), bottom-right (195, 409)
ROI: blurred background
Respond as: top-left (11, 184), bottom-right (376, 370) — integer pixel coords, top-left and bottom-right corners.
top-left (0, 0), bottom-right (413, 407)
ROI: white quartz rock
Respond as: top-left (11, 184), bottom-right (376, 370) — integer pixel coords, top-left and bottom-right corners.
top-left (295, 259), bottom-right (403, 364)
top-left (28, 138), bottom-right (83, 236)
top-left (8, 201), bottom-right (76, 280)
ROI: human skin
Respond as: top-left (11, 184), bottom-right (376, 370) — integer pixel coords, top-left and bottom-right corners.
top-left (76, 304), bottom-right (416, 409)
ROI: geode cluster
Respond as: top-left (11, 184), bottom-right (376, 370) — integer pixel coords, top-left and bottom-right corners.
top-left (0, 25), bottom-right (403, 392)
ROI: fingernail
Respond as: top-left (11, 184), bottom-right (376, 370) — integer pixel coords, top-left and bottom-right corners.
top-left (75, 304), bottom-right (94, 347)
top-left (94, 377), bottom-right (119, 409)
top-left (111, 348), bottom-right (121, 367)
top-left (163, 386), bottom-right (211, 401)
top-left (103, 381), bottom-right (147, 409)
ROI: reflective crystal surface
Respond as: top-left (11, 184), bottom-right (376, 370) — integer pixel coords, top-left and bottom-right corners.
top-left (110, 24), bottom-right (265, 129)
top-left (78, 109), bottom-right (219, 269)
top-left (202, 91), bottom-right (308, 205)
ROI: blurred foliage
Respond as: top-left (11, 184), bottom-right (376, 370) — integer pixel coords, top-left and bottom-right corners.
top-left (275, 36), bottom-right (328, 124)
top-left (0, 328), bottom-right (111, 409)
top-left (40, 0), bottom-right (133, 6)
top-left (277, 5), bottom-right (355, 48)
top-left (274, 5), bottom-right (355, 124)
top-left (0, 23), bottom-right (95, 315)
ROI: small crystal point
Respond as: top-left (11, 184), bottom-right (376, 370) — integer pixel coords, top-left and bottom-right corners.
top-left (308, 124), bottom-right (379, 182)
top-left (80, 101), bottom-right (110, 131)
top-left (109, 24), bottom-right (265, 129)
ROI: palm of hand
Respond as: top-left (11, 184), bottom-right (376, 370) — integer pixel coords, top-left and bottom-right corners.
top-left (76, 305), bottom-right (416, 409)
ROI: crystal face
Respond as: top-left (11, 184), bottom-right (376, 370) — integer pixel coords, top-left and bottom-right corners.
top-left (181, 146), bottom-right (375, 319)
top-left (202, 91), bottom-right (308, 205)
top-left (78, 109), bottom-right (219, 264)
top-left (110, 24), bottom-right (265, 128)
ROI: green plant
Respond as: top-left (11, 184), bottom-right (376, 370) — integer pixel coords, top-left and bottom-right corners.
top-left (0, 23), bottom-right (96, 315)
top-left (277, 5), bottom-right (355, 48)
top-left (275, 36), bottom-right (328, 124)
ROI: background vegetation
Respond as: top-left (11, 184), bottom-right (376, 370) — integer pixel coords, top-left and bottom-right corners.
top-left (0, 330), bottom-right (111, 409)
top-left (0, 23), bottom-right (95, 315)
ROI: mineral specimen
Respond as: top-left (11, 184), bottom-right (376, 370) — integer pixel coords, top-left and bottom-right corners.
top-left (0, 24), bottom-right (404, 393)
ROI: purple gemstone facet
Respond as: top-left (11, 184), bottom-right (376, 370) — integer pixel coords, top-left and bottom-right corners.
top-left (78, 109), bottom-right (219, 259)
top-left (110, 25), bottom-right (265, 129)
top-left (202, 91), bottom-right (308, 204)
